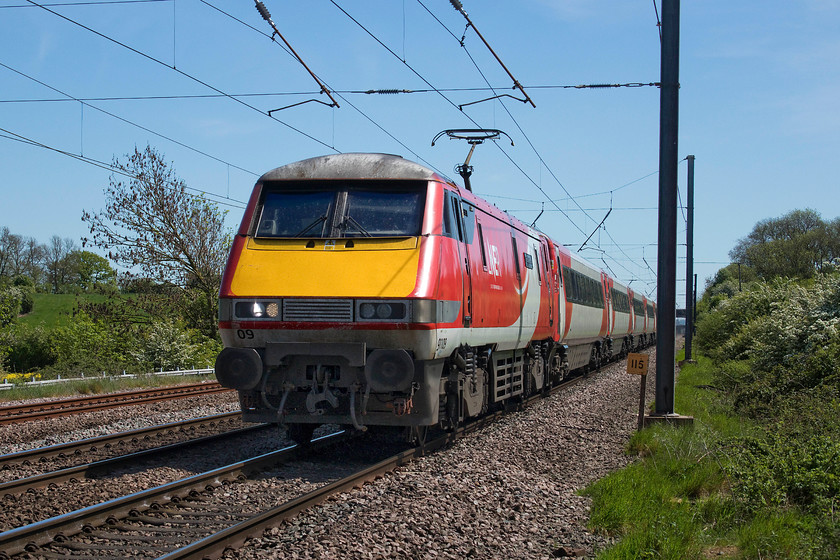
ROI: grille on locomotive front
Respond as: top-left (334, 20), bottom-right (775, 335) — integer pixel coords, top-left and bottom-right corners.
top-left (282, 299), bottom-right (354, 322)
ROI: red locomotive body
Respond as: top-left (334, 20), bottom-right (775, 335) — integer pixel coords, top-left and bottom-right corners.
top-left (215, 154), bottom-right (655, 443)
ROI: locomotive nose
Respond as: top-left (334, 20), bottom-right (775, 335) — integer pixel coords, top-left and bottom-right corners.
top-left (215, 347), bottom-right (263, 390)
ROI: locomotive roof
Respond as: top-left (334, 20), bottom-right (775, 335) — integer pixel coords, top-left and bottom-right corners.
top-left (259, 153), bottom-right (443, 182)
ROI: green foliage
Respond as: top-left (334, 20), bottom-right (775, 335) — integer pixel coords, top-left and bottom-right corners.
top-left (82, 145), bottom-right (231, 337)
top-left (730, 209), bottom-right (840, 280)
top-left (132, 319), bottom-right (220, 371)
top-left (723, 432), bottom-right (840, 515)
top-left (0, 286), bottom-right (24, 327)
top-left (66, 250), bottom-right (117, 292)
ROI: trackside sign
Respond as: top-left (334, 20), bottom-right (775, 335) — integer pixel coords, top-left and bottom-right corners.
top-left (626, 353), bottom-right (649, 375)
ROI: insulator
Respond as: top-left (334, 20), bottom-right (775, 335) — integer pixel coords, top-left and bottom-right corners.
top-left (255, 1), bottom-right (272, 22)
top-left (450, 0), bottom-right (464, 11)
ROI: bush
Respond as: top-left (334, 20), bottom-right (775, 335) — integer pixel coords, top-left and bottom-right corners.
top-left (1, 325), bottom-right (55, 372)
top-left (132, 319), bottom-right (220, 371)
top-left (0, 287), bottom-right (24, 326)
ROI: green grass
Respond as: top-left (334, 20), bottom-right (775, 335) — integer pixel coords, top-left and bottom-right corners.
top-left (17, 293), bottom-right (108, 328)
top-left (0, 373), bottom-right (217, 402)
top-left (582, 354), bottom-right (832, 560)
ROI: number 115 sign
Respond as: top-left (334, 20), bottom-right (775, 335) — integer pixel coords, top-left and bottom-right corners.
top-left (627, 353), bottom-right (649, 376)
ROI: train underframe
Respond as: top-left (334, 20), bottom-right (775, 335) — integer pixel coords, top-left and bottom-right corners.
top-left (228, 333), bottom-right (654, 445)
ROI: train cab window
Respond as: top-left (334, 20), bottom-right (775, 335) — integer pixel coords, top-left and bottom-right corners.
top-left (442, 192), bottom-right (463, 241)
top-left (460, 203), bottom-right (476, 244)
top-left (257, 190), bottom-right (334, 238)
top-left (342, 190), bottom-right (424, 237)
top-left (256, 181), bottom-right (426, 238)
top-left (511, 235), bottom-right (521, 278)
top-left (477, 223), bottom-right (488, 268)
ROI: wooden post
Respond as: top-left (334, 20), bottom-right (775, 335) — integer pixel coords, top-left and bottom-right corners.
top-left (627, 353), bottom-right (649, 431)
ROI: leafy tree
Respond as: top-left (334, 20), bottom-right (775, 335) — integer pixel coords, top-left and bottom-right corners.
top-left (82, 146), bottom-right (230, 337)
top-left (45, 235), bottom-right (77, 293)
top-left (65, 250), bottom-right (117, 292)
top-left (729, 209), bottom-right (838, 280)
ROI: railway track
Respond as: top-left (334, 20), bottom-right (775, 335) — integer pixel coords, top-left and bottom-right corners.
top-left (0, 412), bottom-right (241, 472)
top-left (0, 382), bottom-right (232, 425)
top-left (0, 418), bottom-right (274, 497)
top-left (0, 374), bottom-right (586, 559)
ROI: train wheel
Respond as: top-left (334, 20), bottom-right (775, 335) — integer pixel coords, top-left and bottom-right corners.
top-left (287, 423), bottom-right (316, 446)
top-left (408, 425), bottom-right (429, 447)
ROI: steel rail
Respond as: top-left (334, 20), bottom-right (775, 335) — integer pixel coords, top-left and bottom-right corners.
top-left (0, 423), bottom-right (274, 497)
top-left (0, 382), bottom-right (231, 425)
top-left (0, 431), bottom-right (351, 558)
top-left (158, 377), bottom-right (587, 559)
top-left (0, 412), bottom-right (240, 470)
top-left (0, 369), bottom-right (594, 558)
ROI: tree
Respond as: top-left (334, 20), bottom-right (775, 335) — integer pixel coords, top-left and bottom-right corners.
top-left (65, 250), bottom-right (116, 292)
top-left (44, 235), bottom-right (77, 293)
top-left (82, 146), bottom-right (230, 337)
top-left (729, 209), bottom-right (838, 280)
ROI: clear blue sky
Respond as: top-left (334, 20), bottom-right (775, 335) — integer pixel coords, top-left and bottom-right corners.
top-left (2, 0), bottom-right (838, 304)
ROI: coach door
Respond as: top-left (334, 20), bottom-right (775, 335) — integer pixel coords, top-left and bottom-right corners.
top-left (443, 192), bottom-right (474, 328)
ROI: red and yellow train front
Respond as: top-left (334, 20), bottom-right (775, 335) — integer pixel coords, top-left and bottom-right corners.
top-left (215, 156), bottom-right (458, 431)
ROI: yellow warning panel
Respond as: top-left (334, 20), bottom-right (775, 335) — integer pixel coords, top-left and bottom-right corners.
top-left (627, 353), bottom-right (649, 375)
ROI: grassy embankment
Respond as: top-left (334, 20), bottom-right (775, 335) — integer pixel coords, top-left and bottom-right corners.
top-left (582, 350), bottom-right (836, 559)
top-left (3, 293), bottom-right (216, 402)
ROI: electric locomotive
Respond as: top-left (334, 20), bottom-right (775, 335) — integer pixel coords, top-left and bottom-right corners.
top-left (214, 153), bottom-right (655, 443)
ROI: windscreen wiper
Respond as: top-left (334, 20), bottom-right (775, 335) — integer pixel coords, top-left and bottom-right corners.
top-left (293, 215), bottom-right (327, 237)
top-left (341, 215), bottom-right (371, 237)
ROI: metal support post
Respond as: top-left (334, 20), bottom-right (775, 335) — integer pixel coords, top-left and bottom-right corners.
top-left (685, 154), bottom-right (695, 360)
top-left (655, 0), bottom-right (680, 415)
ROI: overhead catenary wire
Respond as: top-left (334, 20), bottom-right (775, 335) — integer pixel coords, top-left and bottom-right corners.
top-left (0, 61), bottom-right (260, 179)
top-left (24, 0), bottom-right (339, 153)
top-left (0, 126), bottom-right (248, 209)
top-left (198, 0), bottom-right (445, 176)
top-left (0, 0), bottom-right (167, 7)
top-left (9, 2), bottom-right (660, 294)
top-left (0, 83), bottom-right (658, 105)
top-left (416, 0), bottom-right (643, 277)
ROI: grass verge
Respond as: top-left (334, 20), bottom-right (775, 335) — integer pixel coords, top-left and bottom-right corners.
top-left (0, 373), bottom-right (217, 403)
top-left (581, 353), bottom-right (833, 559)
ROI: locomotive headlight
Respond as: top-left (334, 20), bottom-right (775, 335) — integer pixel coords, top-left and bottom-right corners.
top-left (360, 303), bottom-right (376, 319)
top-left (234, 300), bottom-right (281, 319)
top-left (355, 300), bottom-right (407, 322)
